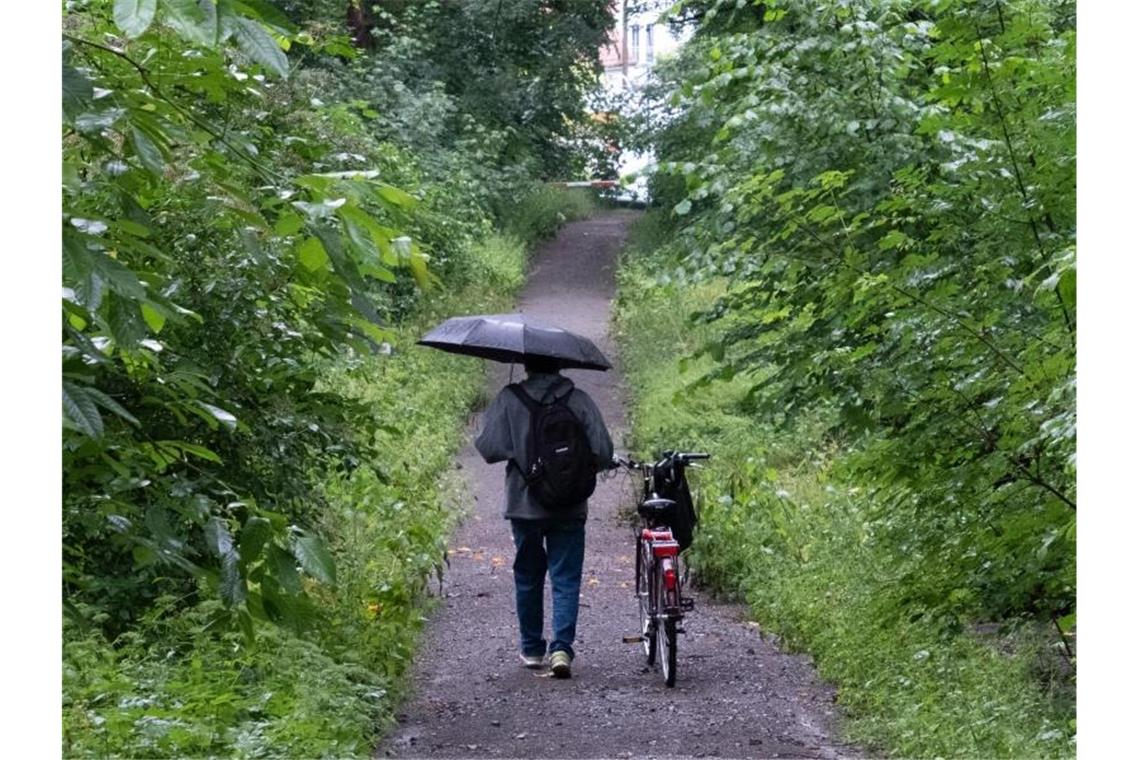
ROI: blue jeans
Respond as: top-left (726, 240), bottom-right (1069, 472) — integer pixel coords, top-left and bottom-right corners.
top-left (510, 518), bottom-right (586, 660)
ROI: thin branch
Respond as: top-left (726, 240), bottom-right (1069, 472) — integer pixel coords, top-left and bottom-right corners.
top-left (1008, 456), bottom-right (1076, 510)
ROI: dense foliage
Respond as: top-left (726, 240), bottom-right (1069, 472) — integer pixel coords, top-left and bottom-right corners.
top-left (618, 0), bottom-right (1076, 754)
top-left (640, 0), bottom-right (1075, 642)
top-left (62, 0), bottom-right (606, 754)
top-left (64, 0), bottom-right (422, 637)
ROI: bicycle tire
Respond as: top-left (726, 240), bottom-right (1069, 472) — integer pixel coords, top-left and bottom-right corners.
top-left (636, 537), bottom-right (656, 665)
top-left (661, 617), bottom-right (677, 687)
top-left (657, 562), bottom-right (677, 687)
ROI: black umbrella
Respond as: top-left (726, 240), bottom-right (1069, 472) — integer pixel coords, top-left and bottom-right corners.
top-left (417, 313), bottom-right (612, 371)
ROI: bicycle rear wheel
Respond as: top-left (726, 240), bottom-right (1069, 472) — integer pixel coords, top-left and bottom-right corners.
top-left (636, 536), bottom-right (656, 665)
top-left (661, 617), bottom-right (677, 687)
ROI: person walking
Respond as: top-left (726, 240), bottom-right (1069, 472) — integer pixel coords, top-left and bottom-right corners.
top-left (474, 356), bottom-right (614, 679)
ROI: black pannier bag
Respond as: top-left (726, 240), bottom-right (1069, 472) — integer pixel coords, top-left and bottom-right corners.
top-left (659, 462), bottom-right (698, 551)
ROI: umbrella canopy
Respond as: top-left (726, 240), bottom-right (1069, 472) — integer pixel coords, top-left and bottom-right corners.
top-left (417, 313), bottom-right (612, 371)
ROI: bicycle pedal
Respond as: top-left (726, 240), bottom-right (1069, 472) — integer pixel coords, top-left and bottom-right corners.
top-left (680, 597), bottom-right (696, 611)
top-left (622, 635), bottom-right (644, 644)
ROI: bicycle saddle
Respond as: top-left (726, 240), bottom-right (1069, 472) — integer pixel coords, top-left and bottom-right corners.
top-left (638, 496), bottom-right (677, 520)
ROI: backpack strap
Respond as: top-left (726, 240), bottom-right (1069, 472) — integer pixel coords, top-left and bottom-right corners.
top-left (506, 383), bottom-right (540, 411)
top-left (505, 384), bottom-right (539, 480)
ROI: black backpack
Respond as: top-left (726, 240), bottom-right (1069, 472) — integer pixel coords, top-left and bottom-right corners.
top-left (507, 384), bottom-right (597, 511)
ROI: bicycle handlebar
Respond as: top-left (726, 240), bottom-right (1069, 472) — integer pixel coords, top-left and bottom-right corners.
top-left (676, 452), bottom-right (710, 462)
top-left (611, 451), bottom-right (710, 470)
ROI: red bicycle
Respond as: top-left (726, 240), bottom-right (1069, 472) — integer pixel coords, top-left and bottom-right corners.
top-left (614, 451), bottom-right (708, 687)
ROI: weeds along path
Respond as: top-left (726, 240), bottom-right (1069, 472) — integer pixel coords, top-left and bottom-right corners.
top-left (378, 212), bottom-right (855, 760)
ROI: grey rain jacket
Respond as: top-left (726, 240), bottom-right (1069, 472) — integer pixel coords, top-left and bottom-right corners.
top-left (474, 372), bottom-right (614, 520)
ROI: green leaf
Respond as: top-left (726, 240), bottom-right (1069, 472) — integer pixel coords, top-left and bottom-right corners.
top-left (231, 17), bottom-right (289, 79)
top-left (342, 214), bottom-right (378, 260)
top-left (74, 109), bottom-right (125, 134)
top-left (274, 212), bottom-right (303, 236)
top-left (204, 516), bottom-right (235, 557)
top-left (108, 295), bottom-right (148, 346)
top-left (114, 0), bottom-right (158, 38)
top-left (260, 579), bottom-right (317, 629)
top-left (130, 126), bottom-right (165, 175)
top-left (85, 387), bottom-right (141, 427)
top-left (674, 199), bottom-right (692, 216)
top-left (196, 401), bottom-right (238, 431)
top-left (297, 237), bottom-right (328, 271)
top-left (62, 65), bottom-right (93, 122)
top-left (165, 0), bottom-right (219, 45)
top-left (267, 544), bottom-right (303, 594)
top-left (91, 253), bottom-right (146, 300)
top-left (236, 605), bottom-right (255, 642)
top-left (337, 205), bottom-right (399, 263)
top-left (292, 534), bottom-right (336, 585)
top-left (220, 553), bottom-right (247, 606)
top-left (359, 262), bottom-right (396, 283)
top-left (113, 219), bottom-right (152, 238)
top-left (63, 382), bottom-right (103, 439)
top-left (239, 516), bottom-right (274, 565)
top-left (408, 248), bottom-right (431, 290)
top-left (171, 441), bottom-right (222, 463)
top-left (231, 0), bottom-right (298, 35)
top-left (350, 317), bottom-right (395, 344)
top-left (373, 183), bottom-right (418, 209)
top-left (1058, 269), bottom-right (1075, 310)
top-left (141, 302), bottom-right (167, 333)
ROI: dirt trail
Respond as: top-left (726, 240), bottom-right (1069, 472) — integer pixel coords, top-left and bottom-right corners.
top-left (378, 212), bottom-right (857, 760)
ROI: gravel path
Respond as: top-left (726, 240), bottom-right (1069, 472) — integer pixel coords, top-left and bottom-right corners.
top-left (377, 212), bottom-right (858, 760)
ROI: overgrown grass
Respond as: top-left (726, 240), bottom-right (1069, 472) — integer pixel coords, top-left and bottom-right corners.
top-left (614, 212), bottom-right (1075, 758)
top-left (62, 199), bottom-right (587, 757)
top-left (499, 185), bottom-right (600, 243)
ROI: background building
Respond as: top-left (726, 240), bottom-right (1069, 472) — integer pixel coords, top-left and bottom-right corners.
top-left (598, 1), bottom-right (692, 202)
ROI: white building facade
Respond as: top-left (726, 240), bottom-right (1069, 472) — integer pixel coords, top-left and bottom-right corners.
top-left (598, 1), bottom-right (692, 202)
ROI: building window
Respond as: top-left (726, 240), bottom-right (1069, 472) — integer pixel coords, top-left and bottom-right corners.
top-left (630, 24), bottom-right (640, 63)
top-left (646, 24), bottom-right (655, 63)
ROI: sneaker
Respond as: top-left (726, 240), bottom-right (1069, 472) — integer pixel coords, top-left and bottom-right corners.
top-left (520, 653), bottom-right (545, 669)
top-left (549, 650), bottom-right (572, 679)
